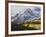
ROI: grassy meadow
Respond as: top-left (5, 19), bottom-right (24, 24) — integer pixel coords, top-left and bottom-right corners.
top-left (11, 20), bottom-right (41, 31)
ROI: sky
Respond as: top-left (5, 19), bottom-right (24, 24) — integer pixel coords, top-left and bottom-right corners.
top-left (11, 5), bottom-right (41, 16)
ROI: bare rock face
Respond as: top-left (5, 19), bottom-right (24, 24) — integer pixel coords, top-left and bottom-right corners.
top-left (11, 7), bottom-right (41, 23)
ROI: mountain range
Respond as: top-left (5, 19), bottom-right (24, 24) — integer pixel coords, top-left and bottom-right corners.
top-left (11, 7), bottom-right (41, 23)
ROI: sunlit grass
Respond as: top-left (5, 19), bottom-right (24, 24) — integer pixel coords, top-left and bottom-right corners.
top-left (24, 24), bottom-right (40, 27)
top-left (22, 20), bottom-right (41, 30)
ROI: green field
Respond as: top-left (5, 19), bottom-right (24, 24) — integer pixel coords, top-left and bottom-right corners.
top-left (11, 20), bottom-right (41, 31)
